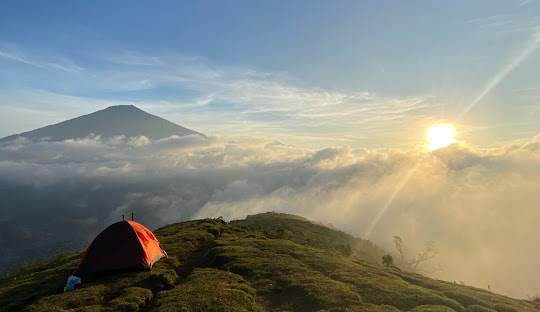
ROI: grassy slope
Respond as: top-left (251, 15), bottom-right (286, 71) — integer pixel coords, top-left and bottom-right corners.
top-left (0, 212), bottom-right (537, 312)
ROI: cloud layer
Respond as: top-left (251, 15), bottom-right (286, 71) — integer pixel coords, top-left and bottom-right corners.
top-left (1, 133), bottom-right (540, 298)
top-left (0, 45), bottom-right (461, 149)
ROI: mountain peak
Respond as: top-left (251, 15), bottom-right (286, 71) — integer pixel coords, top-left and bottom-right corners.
top-left (103, 104), bottom-right (140, 111)
top-left (1, 105), bottom-right (204, 142)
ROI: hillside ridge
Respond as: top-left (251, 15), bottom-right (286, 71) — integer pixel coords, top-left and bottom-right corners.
top-left (0, 212), bottom-right (537, 312)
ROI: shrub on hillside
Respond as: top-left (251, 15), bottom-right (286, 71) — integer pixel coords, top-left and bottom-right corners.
top-left (382, 254), bottom-right (394, 267)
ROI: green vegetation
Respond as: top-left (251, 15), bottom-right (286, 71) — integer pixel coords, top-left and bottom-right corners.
top-left (156, 268), bottom-right (256, 312)
top-left (1, 212), bottom-right (538, 311)
top-left (382, 254), bottom-right (394, 267)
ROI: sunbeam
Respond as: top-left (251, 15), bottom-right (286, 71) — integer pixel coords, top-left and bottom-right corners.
top-left (362, 160), bottom-right (422, 240)
top-left (363, 30), bottom-right (540, 240)
top-left (456, 30), bottom-right (540, 120)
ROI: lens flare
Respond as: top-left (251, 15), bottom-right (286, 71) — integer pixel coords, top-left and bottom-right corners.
top-left (456, 29), bottom-right (540, 121)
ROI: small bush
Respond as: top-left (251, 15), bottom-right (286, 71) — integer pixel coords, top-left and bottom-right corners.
top-left (339, 244), bottom-right (352, 257)
top-left (109, 287), bottom-right (153, 311)
top-left (382, 254), bottom-right (394, 267)
top-left (156, 268), bottom-right (257, 312)
top-left (466, 305), bottom-right (497, 312)
top-left (492, 303), bottom-right (518, 312)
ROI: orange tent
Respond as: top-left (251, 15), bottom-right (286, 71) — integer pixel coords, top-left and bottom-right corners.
top-left (75, 221), bottom-right (167, 276)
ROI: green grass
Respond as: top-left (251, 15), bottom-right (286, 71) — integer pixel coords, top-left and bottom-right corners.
top-left (156, 268), bottom-right (256, 312)
top-left (231, 212), bottom-right (386, 262)
top-left (0, 212), bottom-right (537, 312)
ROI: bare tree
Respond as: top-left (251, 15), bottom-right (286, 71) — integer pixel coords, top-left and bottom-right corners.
top-left (393, 235), bottom-right (404, 260)
top-left (410, 241), bottom-right (439, 270)
top-left (392, 236), bottom-right (440, 274)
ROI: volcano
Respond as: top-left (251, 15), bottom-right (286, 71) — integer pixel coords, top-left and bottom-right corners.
top-left (0, 105), bottom-right (203, 142)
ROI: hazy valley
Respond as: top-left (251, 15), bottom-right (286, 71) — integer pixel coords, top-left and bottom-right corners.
top-left (1, 107), bottom-right (540, 302)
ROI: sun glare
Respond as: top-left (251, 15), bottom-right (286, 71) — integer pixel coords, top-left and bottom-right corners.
top-left (427, 125), bottom-right (457, 151)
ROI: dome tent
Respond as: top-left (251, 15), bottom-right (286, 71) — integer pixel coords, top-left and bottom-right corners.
top-left (75, 221), bottom-right (167, 276)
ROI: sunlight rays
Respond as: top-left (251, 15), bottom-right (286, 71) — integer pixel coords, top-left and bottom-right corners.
top-left (456, 30), bottom-right (540, 120)
top-left (362, 30), bottom-right (540, 241)
top-left (362, 161), bottom-right (422, 239)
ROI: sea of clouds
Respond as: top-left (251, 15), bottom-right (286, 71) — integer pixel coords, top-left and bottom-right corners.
top-left (1, 133), bottom-right (539, 298)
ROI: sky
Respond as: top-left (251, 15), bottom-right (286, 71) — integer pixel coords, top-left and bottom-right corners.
top-left (2, 0), bottom-right (540, 300)
top-left (0, 0), bottom-right (539, 148)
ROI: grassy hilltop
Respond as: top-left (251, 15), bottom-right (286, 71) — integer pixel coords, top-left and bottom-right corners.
top-left (0, 212), bottom-right (537, 312)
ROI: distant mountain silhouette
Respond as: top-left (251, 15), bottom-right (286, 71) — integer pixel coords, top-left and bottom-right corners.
top-left (0, 105), bottom-right (203, 142)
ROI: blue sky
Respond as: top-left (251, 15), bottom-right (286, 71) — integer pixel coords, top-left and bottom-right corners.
top-left (1, 0), bottom-right (539, 148)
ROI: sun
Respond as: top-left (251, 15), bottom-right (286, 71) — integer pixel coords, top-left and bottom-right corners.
top-left (427, 125), bottom-right (457, 151)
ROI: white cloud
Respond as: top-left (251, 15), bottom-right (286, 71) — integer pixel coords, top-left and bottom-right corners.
top-left (0, 85), bottom-right (437, 150)
top-left (0, 42), bottom-right (84, 72)
top-left (466, 13), bottom-right (540, 38)
top-left (519, 0), bottom-right (536, 6)
top-left (0, 45), bottom-right (449, 149)
top-left (1, 133), bottom-right (540, 298)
